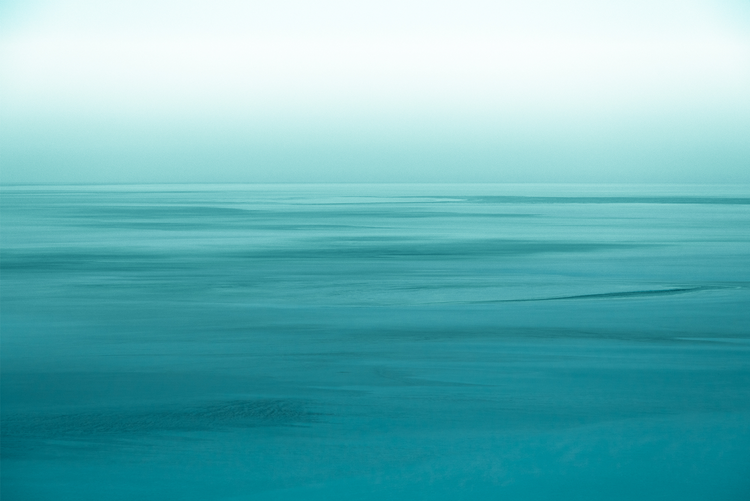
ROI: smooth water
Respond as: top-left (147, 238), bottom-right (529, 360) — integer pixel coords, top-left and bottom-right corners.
top-left (2, 184), bottom-right (749, 500)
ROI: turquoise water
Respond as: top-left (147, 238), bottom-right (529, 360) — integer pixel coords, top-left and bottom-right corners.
top-left (2, 184), bottom-right (749, 500)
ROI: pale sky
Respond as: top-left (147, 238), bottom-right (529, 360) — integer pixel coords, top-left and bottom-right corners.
top-left (1, 0), bottom-right (749, 184)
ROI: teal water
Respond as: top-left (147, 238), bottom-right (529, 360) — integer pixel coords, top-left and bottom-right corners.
top-left (2, 184), bottom-right (749, 500)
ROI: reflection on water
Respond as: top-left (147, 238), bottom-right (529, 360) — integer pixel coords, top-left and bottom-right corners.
top-left (2, 184), bottom-right (750, 500)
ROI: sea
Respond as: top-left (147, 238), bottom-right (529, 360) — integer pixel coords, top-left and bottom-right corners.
top-left (2, 183), bottom-right (749, 500)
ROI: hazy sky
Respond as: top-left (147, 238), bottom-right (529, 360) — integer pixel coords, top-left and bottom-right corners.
top-left (1, 0), bottom-right (749, 184)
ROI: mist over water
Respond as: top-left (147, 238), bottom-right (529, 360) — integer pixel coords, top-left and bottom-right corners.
top-left (1, 183), bottom-right (749, 500)
top-left (3, 1), bottom-right (750, 185)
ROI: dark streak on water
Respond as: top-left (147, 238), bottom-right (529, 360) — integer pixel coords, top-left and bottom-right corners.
top-left (468, 196), bottom-right (750, 204)
top-left (2, 399), bottom-right (314, 448)
top-left (475, 286), bottom-right (725, 303)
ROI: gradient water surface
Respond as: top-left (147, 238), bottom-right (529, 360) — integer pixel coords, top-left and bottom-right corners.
top-left (2, 184), bottom-right (749, 500)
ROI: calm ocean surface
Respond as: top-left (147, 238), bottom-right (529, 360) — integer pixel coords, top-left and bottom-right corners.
top-left (2, 184), bottom-right (749, 500)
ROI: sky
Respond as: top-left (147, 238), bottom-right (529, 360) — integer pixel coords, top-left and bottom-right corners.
top-left (1, 0), bottom-right (749, 184)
